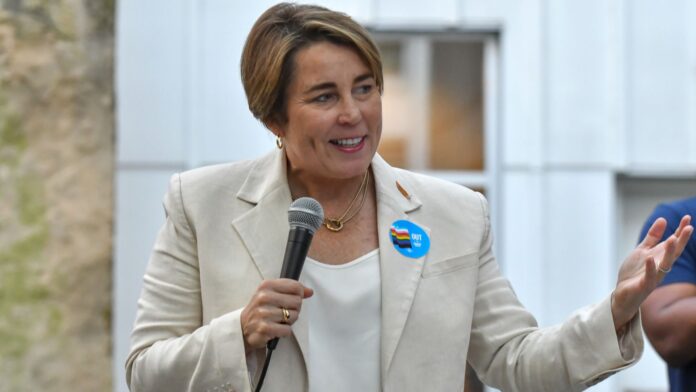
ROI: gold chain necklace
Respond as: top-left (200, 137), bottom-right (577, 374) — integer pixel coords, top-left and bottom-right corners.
top-left (323, 170), bottom-right (369, 232)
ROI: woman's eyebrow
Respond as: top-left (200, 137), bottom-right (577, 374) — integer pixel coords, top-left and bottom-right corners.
top-left (302, 82), bottom-right (335, 95)
top-left (354, 73), bottom-right (373, 83)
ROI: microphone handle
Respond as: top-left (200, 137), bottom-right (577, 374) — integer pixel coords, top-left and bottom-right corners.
top-left (267, 337), bottom-right (280, 350)
top-left (267, 226), bottom-right (314, 350)
top-left (279, 227), bottom-right (314, 279)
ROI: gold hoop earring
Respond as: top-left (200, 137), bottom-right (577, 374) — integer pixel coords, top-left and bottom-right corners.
top-left (276, 136), bottom-right (283, 149)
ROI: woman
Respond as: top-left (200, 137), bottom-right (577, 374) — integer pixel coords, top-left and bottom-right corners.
top-left (126, 3), bottom-right (693, 392)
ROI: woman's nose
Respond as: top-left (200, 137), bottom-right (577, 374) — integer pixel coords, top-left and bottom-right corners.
top-left (337, 98), bottom-right (361, 125)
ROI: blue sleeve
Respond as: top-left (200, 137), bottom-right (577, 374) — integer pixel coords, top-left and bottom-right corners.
top-left (638, 202), bottom-right (696, 286)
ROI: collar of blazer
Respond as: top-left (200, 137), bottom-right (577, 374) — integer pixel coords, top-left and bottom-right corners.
top-left (233, 148), bottom-right (427, 382)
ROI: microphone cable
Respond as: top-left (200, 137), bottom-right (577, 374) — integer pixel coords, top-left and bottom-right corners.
top-left (254, 339), bottom-right (279, 392)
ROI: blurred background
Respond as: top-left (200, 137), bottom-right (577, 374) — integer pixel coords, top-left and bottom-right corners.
top-left (1, 0), bottom-right (695, 391)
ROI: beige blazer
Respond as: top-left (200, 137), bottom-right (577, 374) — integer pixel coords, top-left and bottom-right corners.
top-left (126, 149), bottom-right (643, 392)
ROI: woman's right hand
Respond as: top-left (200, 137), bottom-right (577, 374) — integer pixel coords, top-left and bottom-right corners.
top-left (240, 279), bottom-right (313, 352)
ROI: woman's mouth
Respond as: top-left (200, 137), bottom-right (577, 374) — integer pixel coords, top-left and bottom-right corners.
top-left (330, 136), bottom-right (366, 152)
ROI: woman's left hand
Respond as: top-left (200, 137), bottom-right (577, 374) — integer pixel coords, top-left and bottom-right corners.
top-left (611, 215), bottom-right (693, 332)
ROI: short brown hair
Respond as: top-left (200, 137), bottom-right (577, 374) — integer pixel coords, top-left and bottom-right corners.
top-left (241, 3), bottom-right (383, 127)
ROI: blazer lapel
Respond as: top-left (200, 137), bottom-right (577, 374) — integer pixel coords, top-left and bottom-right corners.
top-left (371, 155), bottom-right (425, 381)
top-left (231, 149), bottom-right (311, 369)
top-left (232, 149), bottom-right (292, 280)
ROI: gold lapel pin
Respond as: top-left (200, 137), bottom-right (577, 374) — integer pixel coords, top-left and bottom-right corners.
top-left (396, 181), bottom-right (411, 200)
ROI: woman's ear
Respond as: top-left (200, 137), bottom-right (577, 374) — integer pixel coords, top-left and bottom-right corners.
top-left (270, 128), bottom-right (285, 139)
top-left (265, 119), bottom-right (285, 138)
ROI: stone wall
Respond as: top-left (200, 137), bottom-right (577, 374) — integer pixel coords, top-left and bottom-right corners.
top-left (0, 0), bottom-right (114, 390)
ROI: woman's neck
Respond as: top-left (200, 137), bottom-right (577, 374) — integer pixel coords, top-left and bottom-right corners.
top-left (286, 166), bottom-right (371, 218)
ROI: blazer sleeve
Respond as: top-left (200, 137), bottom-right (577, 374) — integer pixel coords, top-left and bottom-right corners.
top-left (125, 174), bottom-right (252, 392)
top-left (466, 193), bottom-right (643, 392)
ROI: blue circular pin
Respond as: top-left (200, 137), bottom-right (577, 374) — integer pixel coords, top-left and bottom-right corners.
top-left (389, 220), bottom-right (430, 259)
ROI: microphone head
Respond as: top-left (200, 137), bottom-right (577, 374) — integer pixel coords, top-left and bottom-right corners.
top-left (288, 197), bottom-right (324, 234)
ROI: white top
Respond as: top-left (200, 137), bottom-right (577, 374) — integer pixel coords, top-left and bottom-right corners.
top-left (300, 249), bottom-right (381, 392)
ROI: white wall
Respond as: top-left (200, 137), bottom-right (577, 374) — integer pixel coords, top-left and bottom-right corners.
top-left (115, 1), bottom-right (696, 391)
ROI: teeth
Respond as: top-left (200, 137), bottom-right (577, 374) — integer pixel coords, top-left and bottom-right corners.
top-left (333, 137), bottom-right (363, 147)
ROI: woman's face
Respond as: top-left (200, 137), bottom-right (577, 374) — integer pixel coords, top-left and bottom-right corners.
top-left (271, 41), bottom-right (382, 182)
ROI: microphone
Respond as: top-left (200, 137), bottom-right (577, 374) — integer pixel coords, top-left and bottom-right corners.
top-left (278, 197), bottom-right (325, 279)
top-left (256, 198), bottom-right (323, 392)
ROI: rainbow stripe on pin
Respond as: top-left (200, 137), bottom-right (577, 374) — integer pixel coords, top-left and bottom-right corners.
top-left (390, 227), bottom-right (412, 248)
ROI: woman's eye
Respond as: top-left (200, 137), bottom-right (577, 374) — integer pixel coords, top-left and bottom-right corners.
top-left (355, 84), bottom-right (373, 95)
top-left (313, 93), bottom-right (333, 103)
